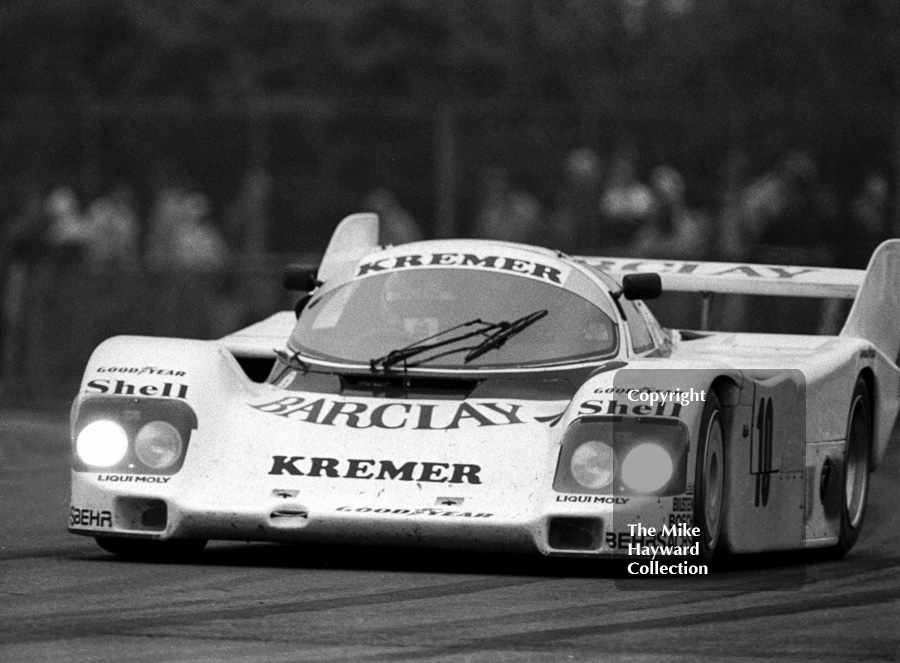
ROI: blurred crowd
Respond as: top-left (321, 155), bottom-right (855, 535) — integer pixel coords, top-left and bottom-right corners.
top-left (1, 147), bottom-right (891, 279)
top-left (1, 172), bottom-right (274, 277)
top-left (471, 146), bottom-right (893, 270)
top-left (0, 147), bottom-right (894, 389)
top-left (0, 172), bottom-right (276, 383)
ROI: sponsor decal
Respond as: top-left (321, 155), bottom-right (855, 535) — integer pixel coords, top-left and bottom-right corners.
top-left (859, 347), bottom-right (876, 360)
top-left (268, 456), bottom-right (482, 484)
top-left (97, 366), bottom-right (186, 377)
top-left (336, 506), bottom-right (492, 518)
top-left (69, 507), bottom-right (112, 528)
top-left (591, 259), bottom-right (819, 280)
top-left (669, 496), bottom-right (694, 527)
top-left (436, 496), bottom-right (464, 506)
top-left (273, 488), bottom-right (300, 499)
top-left (250, 396), bottom-right (524, 430)
top-left (355, 252), bottom-right (567, 285)
top-left (578, 398), bottom-right (683, 418)
top-left (86, 379), bottom-right (188, 399)
top-left (555, 494), bottom-right (630, 505)
top-left (97, 474), bottom-right (171, 483)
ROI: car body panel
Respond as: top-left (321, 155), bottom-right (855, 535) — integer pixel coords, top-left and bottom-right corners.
top-left (68, 220), bottom-right (900, 560)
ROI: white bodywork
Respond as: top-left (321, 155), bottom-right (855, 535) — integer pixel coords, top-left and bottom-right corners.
top-left (68, 216), bottom-right (900, 558)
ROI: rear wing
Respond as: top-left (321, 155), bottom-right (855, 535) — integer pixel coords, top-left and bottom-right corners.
top-left (576, 256), bottom-right (864, 299)
top-left (580, 240), bottom-right (900, 360)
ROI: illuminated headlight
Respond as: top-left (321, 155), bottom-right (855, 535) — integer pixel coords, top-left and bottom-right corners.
top-left (76, 420), bottom-right (129, 467)
top-left (621, 442), bottom-right (674, 493)
top-left (570, 441), bottom-right (615, 490)
top-left (134, 421), bottom-right (184, 470)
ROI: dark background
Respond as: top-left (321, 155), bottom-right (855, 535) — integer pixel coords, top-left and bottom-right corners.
top-left (1, 0), bottom-right (898, 402)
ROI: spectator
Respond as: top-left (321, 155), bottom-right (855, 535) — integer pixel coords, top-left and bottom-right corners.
top-left (843, 172), bottom-right (889, 268)
top-left (1, 190), bottom-right (51, 383)
top-left (82, 185), bottom-right (140, 270)
top-left (715, 149), bottom-right (754, 261)
top-left (549, 148), bottom-right (603, 253)
top-left (634, 166), bottom-right (708, 260)
top-left (145, 187), bottom-right (184, 270)
top-left (361, 188), bottom-right (423, 246)
top-left (710, 150), bottom-right (755, 331)
top-left (173, 192), bottom-right (230, 271)
top-left (473, 166), bottom-right (542, 244)
top-left (145, 186), bottom-right (235, 338)
top-left (742, 150), bottom-right (840, 334)
top-left (599, 148), bottom-right (655, 254)
top-left (146, 188), bottom-right (229, 272)
top-left (224, 168), bottom-right (273, 255)
top-left (44, 186), bottom-right (91, 263)
top-left (752, 149), bottom-right (840, 265)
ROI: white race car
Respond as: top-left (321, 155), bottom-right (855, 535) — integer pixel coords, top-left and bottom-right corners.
top-left (69, 214), bottom-right (900, 565)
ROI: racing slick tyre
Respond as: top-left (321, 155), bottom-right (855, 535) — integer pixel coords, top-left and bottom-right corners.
top-left (693, 391), bottom-right (725, 564)
top-left (95, 537), bottom-right (207, 562)
top-left (830, 377), bottom-right (872, 558)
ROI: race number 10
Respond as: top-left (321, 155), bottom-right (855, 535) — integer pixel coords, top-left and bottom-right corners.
top-left (753, 396), bottom-right (774, 507)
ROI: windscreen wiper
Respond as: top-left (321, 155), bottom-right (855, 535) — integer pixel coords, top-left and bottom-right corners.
top-left (370, 319), bottom-right (502, 372)
top-left (369, 310), bottom-right (549, 371)
top-left (463, 309), bottom-right (548, 363)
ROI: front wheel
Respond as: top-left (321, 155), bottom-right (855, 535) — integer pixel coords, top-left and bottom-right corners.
top-left (693, 391), bottom-right (725, 564)
top-left (830, 377), bottom-right (872, 558)
top-left (95, 537), bottom-right (207, 562)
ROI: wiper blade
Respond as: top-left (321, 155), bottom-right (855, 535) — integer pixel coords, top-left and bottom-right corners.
top-left (370, 319), bottom-right (502, 372)
top-left (463, 309), bottom-right (548, 364)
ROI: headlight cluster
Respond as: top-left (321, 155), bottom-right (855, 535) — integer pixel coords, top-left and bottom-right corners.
top-left (76, 420), bottom-right (130, 468)
top-left (73, 397), bottom-right (197, 475)
top-left (554, 416), bottom-right (688, 496)
top-left (570, 440), bottom-right (615, 490)
top-left (134, 421), bottom-right (184, 469)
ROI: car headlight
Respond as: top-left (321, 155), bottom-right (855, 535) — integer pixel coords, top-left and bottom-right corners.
top-left (134, 421), bottom-right (184, 470)
top-left (73, 396), bottom-right (198, 475)
top-left (554, 416), bottom-right (688, 496)
top-left (570, 440), bottom-right (615, 490)
top-left (76, 420), bottom-right (129, 467)
top-left (621, 442), bottom-right (674, 493)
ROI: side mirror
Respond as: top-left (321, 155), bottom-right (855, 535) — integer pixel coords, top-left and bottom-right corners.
top-left (622, 273), bottom-right (662, 300)
top-left (283, 265), bottom-right (321, 292)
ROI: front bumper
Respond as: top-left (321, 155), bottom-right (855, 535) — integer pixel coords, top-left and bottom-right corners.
top-left (69, 472), bottom-right (690, 558)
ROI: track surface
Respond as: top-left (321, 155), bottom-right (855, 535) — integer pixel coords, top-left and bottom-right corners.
top-left (2, 412), bottom-right (899, 662)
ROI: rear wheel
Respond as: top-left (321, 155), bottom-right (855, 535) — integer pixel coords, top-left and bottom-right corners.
top-left (693, 392), bottom-right (725, 564)
top-left (831, 377), bottom-right (872, 558)
top-left (95, 537), bottom-right (207, 562)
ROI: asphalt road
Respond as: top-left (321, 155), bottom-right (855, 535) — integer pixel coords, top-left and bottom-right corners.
top-left (1, 411), bottom-right (899, 662)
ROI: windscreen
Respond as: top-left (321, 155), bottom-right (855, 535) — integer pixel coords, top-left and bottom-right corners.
top-left (289, 268), bottom-right (618, 368)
